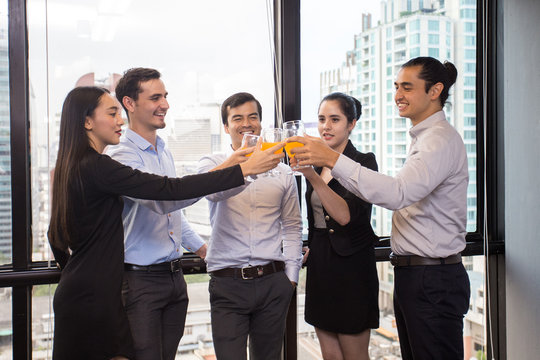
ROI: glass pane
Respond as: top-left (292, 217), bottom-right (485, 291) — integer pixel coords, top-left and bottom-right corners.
top-left (300, 0), bottom-right (482, 358)
top-left (302, 0), bottom-right (478, 236)
top-left (0, 0), bottom-right (12, 266)
top-left (32, 285), bottom-right (55, 359)
top-left (0, 288), bottom-right (12, 358)
top-left (28, 0), bottom-right (275, 256)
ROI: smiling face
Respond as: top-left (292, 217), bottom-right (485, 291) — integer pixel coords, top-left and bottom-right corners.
top-left (317, 100), bottom-right (356, 152)
top-left (394, 65), bottom-right (443, 126)
top-left (224, 100), bottom-right (262, 150)
top-left (84, 93), bottom-right (124, 153)
top-left (123, 78), bottom-right (169, 133)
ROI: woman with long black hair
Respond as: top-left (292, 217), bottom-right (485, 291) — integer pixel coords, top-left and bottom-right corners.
top-left (48, 86), bottom-right (283, 359)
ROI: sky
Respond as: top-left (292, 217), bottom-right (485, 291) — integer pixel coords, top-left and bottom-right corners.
top-left (26, 0), bottom-right (381, 135)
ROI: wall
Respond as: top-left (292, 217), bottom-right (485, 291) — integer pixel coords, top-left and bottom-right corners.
top-left (503, 0), bottom-right (540, 358)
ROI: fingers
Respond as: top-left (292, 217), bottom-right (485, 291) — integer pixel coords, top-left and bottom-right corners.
top-left (286, 135), bottom-right (306, 144)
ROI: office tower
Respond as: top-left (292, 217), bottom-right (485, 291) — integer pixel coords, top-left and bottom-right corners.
top-left (167, 102), bottom-right (222, 240)
top-left (0, 28), bottom-right (11, 263)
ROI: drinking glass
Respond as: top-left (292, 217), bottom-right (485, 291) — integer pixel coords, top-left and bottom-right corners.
top-left (241, 133), bottom-right (260, 157)
top-left (241, 134), bottom-right (260, 181)
top-left (261, 128), bottom-right (284, 176)
top-left (282, 120), bottom-right (308, 173)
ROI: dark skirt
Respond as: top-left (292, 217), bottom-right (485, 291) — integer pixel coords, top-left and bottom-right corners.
top-left (304, 229), bottom-right (379, 334)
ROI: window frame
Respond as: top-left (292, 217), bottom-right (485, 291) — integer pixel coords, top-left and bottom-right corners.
top-left (2, 0), bottom-right (506, 359)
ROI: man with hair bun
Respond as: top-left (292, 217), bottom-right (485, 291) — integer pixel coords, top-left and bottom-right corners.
top-left (289, 56), bottom-right (470, 359)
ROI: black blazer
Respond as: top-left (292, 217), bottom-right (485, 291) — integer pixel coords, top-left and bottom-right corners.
top-left (306, 140), bottom-right (378, 256)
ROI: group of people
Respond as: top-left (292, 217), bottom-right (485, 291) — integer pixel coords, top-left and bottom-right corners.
top-left (48, 56), bottom-right (471, 360)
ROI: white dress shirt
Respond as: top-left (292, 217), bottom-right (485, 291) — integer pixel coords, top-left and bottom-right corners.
top-left (332, 111), bottom-right (469, 258)
top-left (106, 129), bottom-right (205, 265)
top-left (197, 150), bottom-right (303, 282)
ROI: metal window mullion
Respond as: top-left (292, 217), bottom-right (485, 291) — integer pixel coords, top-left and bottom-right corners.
top-left (9, 0), bottom-right (32, 359)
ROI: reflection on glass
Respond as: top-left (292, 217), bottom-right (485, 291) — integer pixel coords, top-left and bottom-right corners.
top-left (0, 0), bottom-right (12, 266)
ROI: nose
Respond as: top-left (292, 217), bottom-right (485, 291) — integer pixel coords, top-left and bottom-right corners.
top-left (117, 113), bottom-right (125, 126)
top-left (322, 119), bottom-right (331, 130)
top-left (395, 88), bottom-right (403, 101)
top-left (161, 97), bottom-right (170, 110)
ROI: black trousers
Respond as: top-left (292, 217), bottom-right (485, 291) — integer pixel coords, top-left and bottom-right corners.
top-left (393, 263), bottom-right (470, 360)
top-left (122, 269), bottom-right (189, 360)
top-left (209, 271), bottom-right (295, 360)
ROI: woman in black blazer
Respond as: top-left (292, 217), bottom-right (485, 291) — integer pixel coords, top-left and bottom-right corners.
top-left (299, 92), bottom-right (379, 360)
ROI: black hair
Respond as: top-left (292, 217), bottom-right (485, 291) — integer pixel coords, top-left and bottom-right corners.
top-left (402, 56), bottom-right (458, 107)
top-left (49, 86), bottom-right (110, 251)
top-left (115, 68), bottom-right (161, 117)
top-left (220, 92), bottom-right (262, 125)
top-left (319, 92), bottom-right (362, 123)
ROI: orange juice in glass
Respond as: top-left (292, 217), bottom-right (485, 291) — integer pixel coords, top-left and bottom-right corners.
top-left (241, 134), bottom-right (260, 157)
top-left (261, 128), bottom-right (284, 176)
top-left (283, 120), bottom-right (307, 170)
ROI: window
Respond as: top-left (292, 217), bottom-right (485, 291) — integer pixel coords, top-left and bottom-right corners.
top-left (465, 35), bottom-right (476, 46)
top-left (465, 49), bottom-right (476, 59)
top-left (410, 47), bottom-right (420, 57)
top-left (428, 20), bottom-right (439, 31)
top-left (465, 116), bottom-right (476, 126)
top-left (428, 48), bottom-right (440, 58)
top-left (429, 34), bottom-right (440, 44)
top-left (0, 0), bottom-right (11, 267)
top-left (26, 1), bottom-right (276, 358)
top-left (461, 8), bottom-right (477, 19)
top-left (464, 21), bottom-right (476, 33)
top-left (410, 19), bottom-right (420, 32)
top-left (464, 90), bottom-right (476, 99)
top-left (410, 33), bottom-right (420, 45)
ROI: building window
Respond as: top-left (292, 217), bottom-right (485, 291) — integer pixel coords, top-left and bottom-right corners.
top-left (428, 20), bottom-right (439, 32)
top-left (428, 34), bottom-right (439, 45)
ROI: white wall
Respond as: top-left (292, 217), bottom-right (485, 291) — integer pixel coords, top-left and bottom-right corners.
top-left (503, 0), bottom-right (540, 358)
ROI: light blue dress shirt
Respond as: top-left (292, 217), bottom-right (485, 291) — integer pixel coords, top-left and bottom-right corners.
top-left (197, 149), bottom-right (303, 282)
top-left (106, 128), bottom-right (205, 265)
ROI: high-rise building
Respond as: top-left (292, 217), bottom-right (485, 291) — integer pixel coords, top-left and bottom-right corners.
top-left (0, 27), bottom-right (12, 263)
top-left (167, 102), bottom-right (223, 240)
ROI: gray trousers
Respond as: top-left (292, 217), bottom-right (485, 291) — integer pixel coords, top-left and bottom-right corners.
top-left (122, 270), bottom-right (189, 360)
top-left (209, 271), bottom-right (295, 360)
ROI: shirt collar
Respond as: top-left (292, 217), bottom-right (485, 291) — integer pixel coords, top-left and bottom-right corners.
top-left (125, 128), bottom-right (165, 152)
top-left (409, 110), bottom-right (446, 139)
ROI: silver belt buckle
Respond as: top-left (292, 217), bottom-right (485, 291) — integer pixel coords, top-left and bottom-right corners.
top-left (241, 266), bottom-right (254, 280)
top-left (170, 259), bottom-right (181, 272)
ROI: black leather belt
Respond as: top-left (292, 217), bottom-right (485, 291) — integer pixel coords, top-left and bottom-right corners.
top-left (389, 252), bottom-right (462, 267)
top-left (124, 259), bottom-right (182, 273)
top-left (211, 261), bottom-right (285, 280)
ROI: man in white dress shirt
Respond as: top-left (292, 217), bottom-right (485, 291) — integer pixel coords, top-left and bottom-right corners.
top-left (197, 92), bottom-right (302, 360)
top-left (290, 57), bottom-right (470, 360)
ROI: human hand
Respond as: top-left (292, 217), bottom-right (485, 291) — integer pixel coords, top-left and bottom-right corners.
top-left (302, 246), bottom-right (310, 264)
top-left (288, 134), bottom-right (340, 169)
top-left (195, 243), bottom-right (208, 260)
top-left (240, 138), bottom-right (285, 176)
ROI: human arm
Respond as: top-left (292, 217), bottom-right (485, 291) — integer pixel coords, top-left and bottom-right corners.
top-left (280, 175), bottom-right (303, 284)
top-left (106, 145), bottom-right (200, 213)
top-left (180, 213), bottom-right (207, 259)
top-left (90, 150), bottom-right (246, 201)
top-left (288, 135), bottom-right (341, 169)
top-left (330, 135), bottom-right (455, 210)
top-left (298, 166), bottom-right (351, 226)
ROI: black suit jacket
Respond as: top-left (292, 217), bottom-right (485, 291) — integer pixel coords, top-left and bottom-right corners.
top-left (306, 140), bottom-right (378, 256)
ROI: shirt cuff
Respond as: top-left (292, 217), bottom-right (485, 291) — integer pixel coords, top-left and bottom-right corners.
top-left (285, 265), bottom-right (301, 283)
top-left (331, 153), bottom-right (358, 181)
